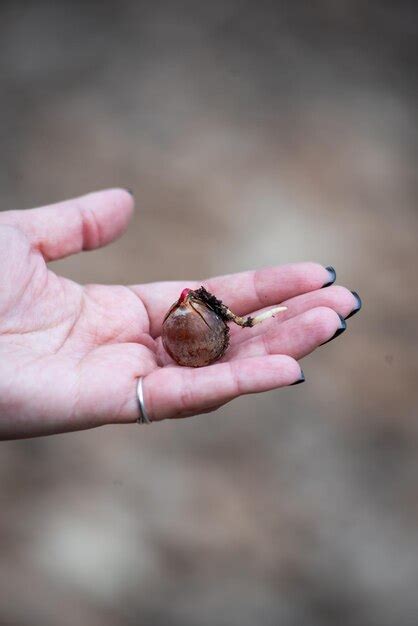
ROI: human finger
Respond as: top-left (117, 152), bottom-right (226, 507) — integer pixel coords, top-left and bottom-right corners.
top-left (141, 354), bottom-right (303, 421)
top-left (133, 263), bottom-right (336, 337)
top-left (226, 306), bottom-right (347, 362)
top-left (0, 188), bottom-right (134, 261)
top-left (229, 285), bottom-right (360, 345)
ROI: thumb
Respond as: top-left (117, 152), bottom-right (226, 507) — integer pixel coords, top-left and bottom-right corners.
top-left (0, 188), bottom-right (135, 261)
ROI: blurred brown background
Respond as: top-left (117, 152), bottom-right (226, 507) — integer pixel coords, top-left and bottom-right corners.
top-left (1, 1), bottom-right (417, 625)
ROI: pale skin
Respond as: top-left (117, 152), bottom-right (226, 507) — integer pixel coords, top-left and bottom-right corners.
top-left (0, 189), bottom-right (360, 439)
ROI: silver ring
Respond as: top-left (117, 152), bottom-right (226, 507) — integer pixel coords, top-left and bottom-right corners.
top-left (136, 377), bottom-right (152, 424)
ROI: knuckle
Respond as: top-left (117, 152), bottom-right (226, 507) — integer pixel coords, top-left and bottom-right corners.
top-left (252, 267), bottom-right (265, 307)
top-left (179, 375), bottom-right (196, 411)
top-left (79, 205), bottom-right (102, 250)
top-left (229, 361), bottom-right (245, 395)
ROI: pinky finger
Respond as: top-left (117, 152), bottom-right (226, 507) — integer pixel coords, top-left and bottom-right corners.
top-left (143, 355), bottom-right (303, 421)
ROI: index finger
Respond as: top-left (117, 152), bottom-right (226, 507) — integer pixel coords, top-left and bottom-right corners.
top-left (131, 263), bottom-right (335, 337)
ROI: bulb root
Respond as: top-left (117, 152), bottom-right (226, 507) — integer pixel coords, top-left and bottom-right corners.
top-left (193, 286), bottom-right (287, 328)
top-left (225, 305), bottom-right (287, 327)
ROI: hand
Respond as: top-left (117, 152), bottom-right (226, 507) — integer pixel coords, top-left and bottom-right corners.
top-left (0, 189), bottom-right (361, 439)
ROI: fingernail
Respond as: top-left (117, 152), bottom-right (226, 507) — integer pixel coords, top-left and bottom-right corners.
top-left (345, 291), bottom-right (362, 320)
top-left (320, 314), bottom-right (346, 346)
top-left (290, 370), bottom-right (305, 385)
top-left (322, 266), bottom-right (336, 288)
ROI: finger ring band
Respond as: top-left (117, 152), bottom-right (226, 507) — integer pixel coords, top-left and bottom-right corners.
top-left (136, 377), bottom-right (151, 424)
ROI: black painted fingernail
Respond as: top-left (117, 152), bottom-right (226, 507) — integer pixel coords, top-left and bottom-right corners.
top-left (322, 266), bottom-right (336, 288)
top-left (345, 291), bottom-right (362, 320)
top-left (320, 314), bottom-right (346, 346)
top-left (290, 370), bottom-right (305, 385)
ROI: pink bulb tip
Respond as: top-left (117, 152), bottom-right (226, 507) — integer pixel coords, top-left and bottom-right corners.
top-left (179, 288), bottom-right (191, 303)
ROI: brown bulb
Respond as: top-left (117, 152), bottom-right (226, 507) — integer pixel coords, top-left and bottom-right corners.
top-left (162, 289), bottom-right (229, 367)
top-left (161, 286), bottom-right (287, 368)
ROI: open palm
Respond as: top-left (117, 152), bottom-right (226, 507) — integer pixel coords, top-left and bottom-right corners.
top-left (0, 189), bottom-right (360, 439)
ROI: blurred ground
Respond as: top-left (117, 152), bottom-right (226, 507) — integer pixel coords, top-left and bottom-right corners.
top-left (0, 1), bottom-right (418, 625)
